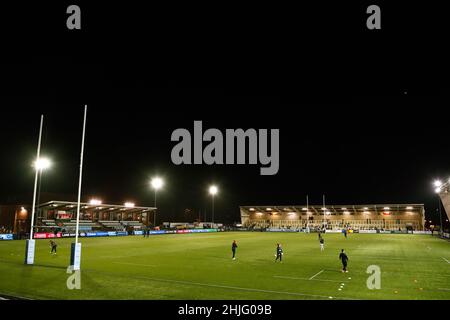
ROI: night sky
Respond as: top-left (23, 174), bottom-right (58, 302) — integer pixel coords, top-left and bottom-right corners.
top-left (0, 3), bottom-right (447, 224)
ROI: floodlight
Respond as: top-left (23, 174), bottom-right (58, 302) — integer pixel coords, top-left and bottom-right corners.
top-left (33, 157), bottom-right (52, 171)
top-left (151, 177), bottom-right (164, 190)
top-left (434, 180), bottom-right (443, 188)
top-left (209, 185), bottom-right (218, 196)
top-left (124, 202), bottom-right (135, 208)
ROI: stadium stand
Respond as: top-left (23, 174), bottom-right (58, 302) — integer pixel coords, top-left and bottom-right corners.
top-left (240, 204), bottom-right (425, 231)
top-left (35, 201), bottom-right (155, 231)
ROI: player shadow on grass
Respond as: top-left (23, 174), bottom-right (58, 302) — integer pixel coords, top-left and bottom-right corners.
top-left (32, 263), bottom-right (68, 270)
top-left (0, 259), bottom-right (66, 270)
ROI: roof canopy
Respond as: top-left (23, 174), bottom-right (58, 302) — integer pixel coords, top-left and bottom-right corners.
top-left (38, 201), bottom-right (155, 216)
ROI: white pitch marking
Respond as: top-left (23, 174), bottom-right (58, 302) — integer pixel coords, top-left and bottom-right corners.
top-left (273, 276), bottom-right (348, 283)
top-left (309, 270), bottom-right (324, 280)
top-left (438, 288), bottom-right (450, 291)
top-left (441, 257), bottom-right (450, 264)
top-left (138, 276), bottom-right (357, 300)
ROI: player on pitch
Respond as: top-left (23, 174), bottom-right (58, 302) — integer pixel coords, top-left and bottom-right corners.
top-left (232, 240), bottom-right (238, 260)
top-left (339, 249), bottom-right (349, 272)
top-left (49, 240), bottom-right (57, 255)
top-left (275, 243), bottom-right (283, 262)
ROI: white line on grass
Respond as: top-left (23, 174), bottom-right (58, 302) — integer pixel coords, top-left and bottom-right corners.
top-left (273, 275), bottom-right (349, 283)
top-left (113, 262), bottom-right (157, 267)
top-left (438, 288), bottom-right (450, 291)
top-left (309, 270), bottom-right (324, 280)
top-left (441, 257), bottom-right (450, 264)
top-left (137, 276), bottom-right (358, 300)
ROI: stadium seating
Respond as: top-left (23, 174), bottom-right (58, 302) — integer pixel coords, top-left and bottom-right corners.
top-left (99, 221), bottom-right (124, 230)
top-left (244, 219), bottom-right (420, 231)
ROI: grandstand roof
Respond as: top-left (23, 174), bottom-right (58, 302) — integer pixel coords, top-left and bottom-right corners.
top-left (38, 201), bottom-right (156, 215)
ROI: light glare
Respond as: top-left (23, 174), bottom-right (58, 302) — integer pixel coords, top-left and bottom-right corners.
top-left (434, 180), bottom-right (443, 188)
top-left (33, 157), bottom-right (52, 171)
top-left (209, 185), bottom-right (218, 195)
top-left (151, 177), bottom-right (164, 190)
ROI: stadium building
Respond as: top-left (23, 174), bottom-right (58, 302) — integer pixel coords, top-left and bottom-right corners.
top-left (35, 201), bottom-right (155, 233)
top-left (240, 204), bottom-right (425, 231)
top-left (437, 182), bottom-right (450, 222)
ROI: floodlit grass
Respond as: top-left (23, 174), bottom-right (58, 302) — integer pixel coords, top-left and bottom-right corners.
top-left (1, 232), bottom-right (450, 300)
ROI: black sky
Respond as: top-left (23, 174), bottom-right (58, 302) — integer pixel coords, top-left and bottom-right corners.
top-left (0, 2), bottom-right (448, 223)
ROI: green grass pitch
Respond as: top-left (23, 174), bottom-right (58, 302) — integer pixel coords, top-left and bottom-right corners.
top-left (1, 232), bottom-right (450, 300)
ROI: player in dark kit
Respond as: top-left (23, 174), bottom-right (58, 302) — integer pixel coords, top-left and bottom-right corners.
top-left (275, 243), bottom-right (283, 262)
top-left (339, 249), bottom-right (349, 272)
top-left (49, 240), bottom-right (57, 255)
top-left (343, 228), bottom-right (348, 238)
top-left (232, 240), bottom-right (238, 260)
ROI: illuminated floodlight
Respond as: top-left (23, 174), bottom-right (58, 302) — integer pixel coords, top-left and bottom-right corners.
top-left (266, 208), bottom-right (272, 211)
top-left (124, 202), bottom-right (135, 208)
top-left (435, 187), bottom-right (441, 194)
top-left (363, 207), bottom-right (369, 210)
top-left (341, 208), bottom-right (347, 210)
top-left (209, 185), bottom-right (218, 196)
top-left (383, 207), bottom-right (390, 210)
top-left (302, 207), bottom-right (308, 211)
top-left (249, 208), bottom-right (255, 211)
top-left (406, 206), bottom-right (413, 210)
top-left (321, 207), bottom-right (327, 211)
top-left (343, 211), bottom-right (350, 215)
top-left (151, 177), bottom-right (164, 190)
top-left (33, 157), bottom-right (52, 171)
top-left (434, 180), bottom-right (443, 188)
top-left (89, 199), bottom-right (102, 205)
